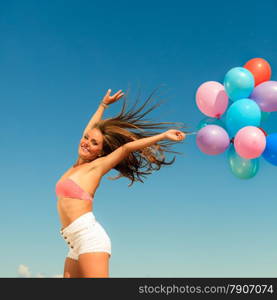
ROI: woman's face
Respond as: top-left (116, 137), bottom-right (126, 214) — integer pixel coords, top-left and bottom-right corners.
top-left (78, 128), bottom-right (104, 161)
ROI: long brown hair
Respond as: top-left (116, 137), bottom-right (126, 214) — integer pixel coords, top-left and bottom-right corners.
top-left (92, 87), bottom-right (189, 187)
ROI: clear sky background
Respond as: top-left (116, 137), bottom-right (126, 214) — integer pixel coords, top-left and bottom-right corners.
top-left (0, 0), bottom-right (276, 278)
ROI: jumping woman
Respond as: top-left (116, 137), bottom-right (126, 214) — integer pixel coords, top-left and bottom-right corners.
top-left (55, 88), bottom-right (187, 278)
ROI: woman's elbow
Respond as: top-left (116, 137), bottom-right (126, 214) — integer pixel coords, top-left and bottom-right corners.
top-left (123, 142), bottom-right (132, 153)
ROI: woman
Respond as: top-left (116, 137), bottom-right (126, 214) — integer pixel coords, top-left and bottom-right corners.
top-left (56, 88), bottom-right (187, 278)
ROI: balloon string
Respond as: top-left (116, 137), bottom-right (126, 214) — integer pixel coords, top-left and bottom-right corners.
top-left (186, 131), bottom-right (198, 136)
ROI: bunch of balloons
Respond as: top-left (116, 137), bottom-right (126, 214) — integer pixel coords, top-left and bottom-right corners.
top-left (195, 58), bottom-right (277, 179)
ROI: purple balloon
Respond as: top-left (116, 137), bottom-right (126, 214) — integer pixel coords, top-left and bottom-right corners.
top-left (250, 81), bottom-right (277, 112)
top-left (196, 125), bottom-right (230, 155)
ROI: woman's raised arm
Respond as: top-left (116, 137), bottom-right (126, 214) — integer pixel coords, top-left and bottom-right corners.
top-left (125, 129), bottom-right (186, 153)
top-left (97, 130), bottom-right (186, 176)
top-left (82, 89), bottom-right (124, 135)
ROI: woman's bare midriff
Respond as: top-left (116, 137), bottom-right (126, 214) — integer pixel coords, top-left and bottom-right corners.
top-left (56, 160), bottom-right (103, 230)
top-left (57, 197), bottom-right (93, 230)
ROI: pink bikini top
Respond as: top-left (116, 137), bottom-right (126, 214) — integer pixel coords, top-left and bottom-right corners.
top-left (55, 177), bottom-right (93, 202)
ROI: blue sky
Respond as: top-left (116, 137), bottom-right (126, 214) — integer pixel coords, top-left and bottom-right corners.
top-left (0, 0), bottom-right (277, 277)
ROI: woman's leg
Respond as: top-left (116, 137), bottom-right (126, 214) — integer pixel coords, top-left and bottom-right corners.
top-left (63, 257), bottom-right (80, 278)
top-left (78, 252), bottom-right (110, 278)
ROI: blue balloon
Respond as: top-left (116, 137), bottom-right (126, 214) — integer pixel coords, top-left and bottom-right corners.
top-left (225, 98), bottom-right (261, 137)
top-left (227, 145), bottom-right (259, 179)
top-left (262, 133), bottom-right (277, 166)
top-left (224, 67), bottom-right (255, 101)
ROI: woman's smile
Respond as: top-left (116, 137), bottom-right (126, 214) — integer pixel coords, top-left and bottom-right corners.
top-left (81, 145), bottom-right (91, 153)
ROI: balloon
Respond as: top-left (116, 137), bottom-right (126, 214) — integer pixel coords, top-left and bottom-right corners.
top-left (234, 126), bottom-right (266, 159)
top-left (258, 127), bottom-right (267, 136)
top-left (225, 98), bottom-right (261, 137)
top-left (262, 133), bottom-right (277, 166)
top-left (261, 111), bottom-right (271, 122)
top-left (196, 125), bottom-right (230, 155)
top-left (244, 58), bottom-right (271, 86)
top-left (250, 81), bottom-right (277, 112)
top-left (197, 117), bottom-right (226, 131)
top-left (227, 145), bottom-right (259, 179)
top-left (196, 81), bottom-right (229, 118)
top-left (224, 67), bottom-right (254, 101)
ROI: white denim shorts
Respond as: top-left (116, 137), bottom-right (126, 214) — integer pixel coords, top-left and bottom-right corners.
top-left (60, 212), bottom-right (111, 260)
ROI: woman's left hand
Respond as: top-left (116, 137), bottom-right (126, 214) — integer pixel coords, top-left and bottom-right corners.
top-left (163, 129), bottom-right (186, 141)
top-left (102, 89), bottom-right (124, 105)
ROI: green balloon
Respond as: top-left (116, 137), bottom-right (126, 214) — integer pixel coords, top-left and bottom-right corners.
top-left (197, 117), bottom-right (226, 131)
top-left (261, 111), bottom-right (271, 122)
top-left (227, 145), bottom-right (259, 179)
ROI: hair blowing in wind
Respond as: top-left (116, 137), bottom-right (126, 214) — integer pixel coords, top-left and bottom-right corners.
top-left (91, 88), bottom-right (189, 187)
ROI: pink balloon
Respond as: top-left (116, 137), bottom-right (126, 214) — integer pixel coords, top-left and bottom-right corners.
top-left (234, 126), bottom-right (266, 159)
top-left (196, 81), bottom-right (229, 118)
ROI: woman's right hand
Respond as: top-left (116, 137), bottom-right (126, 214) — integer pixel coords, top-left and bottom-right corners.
top-left (163, 129), bottom-right (186, 141)
top-left (102, 89), bottom-right (124, 105)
